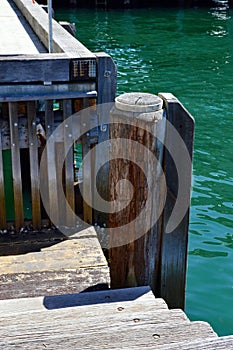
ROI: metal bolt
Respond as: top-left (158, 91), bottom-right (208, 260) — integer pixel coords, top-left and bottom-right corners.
top-left (117, 307), bottom-right (124, 312)
top-left (104, 70), bottom-right (111, 78)
top-left (152, 334), bottom-right (160, 340)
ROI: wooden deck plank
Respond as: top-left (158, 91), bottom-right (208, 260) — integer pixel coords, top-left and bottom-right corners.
top-left (0, 307), bottom-right (188, 328)
top-left (140, 336), bottom-right (233, 350)
top-left (0, 0), bottom-right (45, 55)
top-left (0, 237), bottom-right (108, 273)
top-left (0, 321), bottom-right (216, 349)
top-left (0, 267), bottom-right (110, 300)
top-left (0, 226), bottom-right (110, 299)
top-left (0, 286), bottom-right (168, 316)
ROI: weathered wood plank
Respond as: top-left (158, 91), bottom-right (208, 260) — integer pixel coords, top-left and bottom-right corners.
top-left (63, 100), bottom-right (75, 227)
top-left (93, 52), bottom-right (117, 226)
top-left (44, 100), bottom-right (59, 227)
top-left (0, 83), bottom-right (96, 103)
top-left (0, 321), bottom-right (216, 349)
top-left (27, 101), bottom-right (41, 229)
top-left (8, 102), bottom-right (24, 230)
top-left (0, 225), bottom-right (110, 299)
top-left (0, 55), bottom-right (70, 83)
top-left (0, 286), bottom-right (169, 316)
top-left (55, 141), bottom-right (66, 227)
top-left (0, 267), bottom-right (110, 300)
top-left (139, 336), bottom-right (233, 350)
top-left (0, 119), bottom-right (6, 229)
top-left (82, 99), bottom-right (92, 224)
top-left (0, 304), bottom-right (187, 326)
top-left (158, 93), bottom-right (195, 309)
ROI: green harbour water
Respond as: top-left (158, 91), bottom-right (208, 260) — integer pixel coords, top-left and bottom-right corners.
top-left (55, 4), bottom-right (233, 336)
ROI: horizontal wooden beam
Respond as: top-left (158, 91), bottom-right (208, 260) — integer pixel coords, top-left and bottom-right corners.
top-left (0, 54), bottom-right (70, 83)
top-left (0, 83), bottom-right (97, 102)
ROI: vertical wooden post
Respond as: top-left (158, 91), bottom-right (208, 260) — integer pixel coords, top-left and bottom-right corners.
top-left (109, 92), bottom-right (165, 292)
top-left (27, 101), bottom-right (41, 230)
top-left (94, 52), bottom-right (117, 226)
top-left (44, 100), bottom-right (59, 227)
top-left (158, 93), bottom-right (194, 309)
top-left (63, 99), bottom-right (75, 227)
top-left (81, 98), bottom-right (92, 224)
top-left (9, 102), bottom-right (24, 231)
top-left (0, 120), bottom-right (6, 229)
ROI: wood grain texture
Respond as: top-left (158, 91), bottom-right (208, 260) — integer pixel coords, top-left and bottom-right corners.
top-left (0, 83), bottom-right (96, 103)
top-left (27, 101), bottom-right (41, 229)
top-left (44, 100), bottom-right (59, 227)
top-left (0, 226), bottom-right (110, 299)
top-left (81, 99), bottom-right (93, 224)
top-left (0, 321), bottom-right (216, 349)
top-left (0, 55), bottom-right (70, 83)
top-left (158, 93), bottom-right (195, 310)
top-left (9, 102), bottom-right (24, 230)
top-left (0, 285), bottom-right (226, 350)
top-left (63, 100), bottom-right (75, 227)
top-left (0, 286), bottom-right (168, 316)
top-left (0, 118), bottom-right (6, 229)
top-left (109, 108), bottom-right (165, 292)
top-left (93, 53), bottom-right (117, 226)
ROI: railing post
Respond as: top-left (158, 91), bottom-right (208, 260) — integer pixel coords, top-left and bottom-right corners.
top-left (94, 52), bottom-right (117, 226)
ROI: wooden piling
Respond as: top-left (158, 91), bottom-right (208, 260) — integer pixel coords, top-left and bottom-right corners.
top-left (109, 92), bottom-right (165, 292)
top-left (108, 92), bottom-right (194, 309)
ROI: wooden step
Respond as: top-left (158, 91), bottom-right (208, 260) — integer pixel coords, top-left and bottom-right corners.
top-left (0, 286), bottom-right (168, 316)
top-left (0, 287), bottom-right (219, 349)
top-left (0, 320), bottom-right (217, 349)
top-left (0, 227), bottom-right (110, 299)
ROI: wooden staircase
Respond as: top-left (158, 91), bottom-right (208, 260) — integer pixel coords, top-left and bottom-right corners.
top-left (0, 286), bottom-right (232, 349)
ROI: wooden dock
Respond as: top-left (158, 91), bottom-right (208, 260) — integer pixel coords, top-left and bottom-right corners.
top-left (0, 1), bottom-right (232, 348)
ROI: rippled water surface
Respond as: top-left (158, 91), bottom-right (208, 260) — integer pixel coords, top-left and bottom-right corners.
top-left (55, 5), bottom-right (233, 335)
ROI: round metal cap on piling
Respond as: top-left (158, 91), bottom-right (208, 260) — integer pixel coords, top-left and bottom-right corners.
top-left (115, 92), bottom-right (163, 113)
